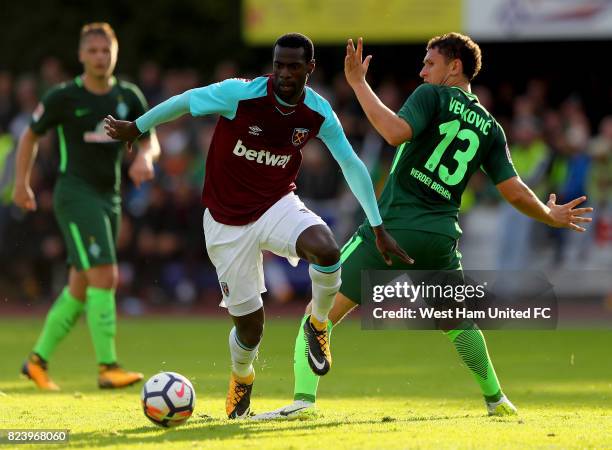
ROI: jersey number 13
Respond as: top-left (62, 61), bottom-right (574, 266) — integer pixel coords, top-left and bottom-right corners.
top-left (424, 119), bottom-right (479, 186)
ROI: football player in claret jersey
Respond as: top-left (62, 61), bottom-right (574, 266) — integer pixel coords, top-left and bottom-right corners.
top-left (105, 33), bottom-right (412, 418)
top-left (257, 32), bottom-right (593, 419)
top-left (13, 23), bottom-right (160, 390)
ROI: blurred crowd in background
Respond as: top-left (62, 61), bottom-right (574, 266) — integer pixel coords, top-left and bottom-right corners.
top-left (0, 55), bottom-right (610, 311)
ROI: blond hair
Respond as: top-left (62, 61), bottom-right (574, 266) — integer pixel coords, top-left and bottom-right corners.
top-left (79, 22), bottom-right (118, 48)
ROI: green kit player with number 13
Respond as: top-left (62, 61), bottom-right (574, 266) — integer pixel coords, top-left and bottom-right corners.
top-left (256, 32), bottom-right (593, 420)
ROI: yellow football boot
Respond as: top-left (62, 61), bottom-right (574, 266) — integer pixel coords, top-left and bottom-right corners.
top-left (226, 370), bottom-right (255, 419)
top-left (98, 363), bottom-right (144, 389)
top-left (21, 353), bottom-right (60, 391)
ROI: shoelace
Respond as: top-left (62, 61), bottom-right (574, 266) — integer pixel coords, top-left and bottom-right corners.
top-left (230, 382), bottom-right (249, 406)
top-left (313, 328), bottom-right (330, 357)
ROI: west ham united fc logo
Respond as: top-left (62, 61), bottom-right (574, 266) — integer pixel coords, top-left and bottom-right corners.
top-left (220, 282), bottom-right (230, 297)
top-left (291, 128), bottom-right (309, 146)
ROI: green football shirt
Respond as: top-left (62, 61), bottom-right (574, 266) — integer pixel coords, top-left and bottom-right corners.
top-left (375, 83), bottom-right (517, 239)
top-left (30, 76), bottom-right (149, 195)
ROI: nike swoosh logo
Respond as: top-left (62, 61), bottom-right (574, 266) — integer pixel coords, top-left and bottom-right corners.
top-left (280, 406), bottom-right (309, 416)
top-left (308, 348), bottom-right (326, 371)
top-left (175, 382), bottom-right (185, 398)
top-left (75, 108), bottom-right (90, 117)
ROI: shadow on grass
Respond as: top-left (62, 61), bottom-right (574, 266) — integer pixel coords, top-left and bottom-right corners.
top-left (65, 413), bottom-right (483, 448)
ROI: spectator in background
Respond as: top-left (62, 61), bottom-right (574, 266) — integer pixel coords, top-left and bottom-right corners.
top-left (138, 61), bottom-right (164, 106)
top-left (0, 71), bottom-right (15, 132)
top-left (587, 116), bottom-right (612, 246)
top-left (37, 57), bottom-right (68, 96)
top-left (497, 116), bottom-right (548, 269)
top-left (545, 97), bottom-right (591, 266)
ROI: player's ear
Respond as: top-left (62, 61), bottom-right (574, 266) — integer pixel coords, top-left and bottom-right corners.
top-left (452, 58), bottom-right (463, 76)
top-left (307, 59), bottom-right (316, 76)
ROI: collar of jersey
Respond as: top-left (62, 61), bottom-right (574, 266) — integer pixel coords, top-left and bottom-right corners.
top-left (450, 85), bottom-right (478, 102)
top-left (75, 75), bottom-right (117, 89)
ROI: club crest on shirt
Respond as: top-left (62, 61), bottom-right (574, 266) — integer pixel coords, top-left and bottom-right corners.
top-left (291, 128), bottom-right (309, 146)
top-left (116, 101), bottom-right (129, 119)
top-left (89, 237), bottom-right (101, 259)
top-left (220, 282), bottom-right (230, 297)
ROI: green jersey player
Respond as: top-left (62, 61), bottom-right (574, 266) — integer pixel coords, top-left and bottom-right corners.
top-left (13, 23), bottom-right (160, 390)
top-left (256, 32), bottom-right (593, 419)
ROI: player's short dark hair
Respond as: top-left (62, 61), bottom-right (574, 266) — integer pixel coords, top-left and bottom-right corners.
top-left (427, 32), bottom-right (482, 81)
top-left (80, 22), bottom-right (118, 48)
top-left (274, 33), bottom-right (314, 62)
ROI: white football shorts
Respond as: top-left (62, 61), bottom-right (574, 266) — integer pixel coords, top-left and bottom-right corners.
top-left (203, 192), bottom-right (327, 316)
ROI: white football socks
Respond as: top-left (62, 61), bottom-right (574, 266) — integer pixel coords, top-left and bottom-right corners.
top-left (309, 265), bottom-right (341, 324)
top-left (228, 327), bottom-right (258, 378)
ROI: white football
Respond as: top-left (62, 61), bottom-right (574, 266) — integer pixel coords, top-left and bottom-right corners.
top-left (141, 372), bottom-right (196, 427)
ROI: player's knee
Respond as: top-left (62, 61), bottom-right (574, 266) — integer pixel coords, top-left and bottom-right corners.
top-left (296, 225), bottom-right (339, 266)
top-left (86, 265), bottom-right (118, 290)
top-left (312, 244), bottom-right (340, 267)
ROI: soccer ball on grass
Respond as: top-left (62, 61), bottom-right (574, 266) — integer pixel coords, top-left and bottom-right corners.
top-left (141, 372), bottom-right (196, 427)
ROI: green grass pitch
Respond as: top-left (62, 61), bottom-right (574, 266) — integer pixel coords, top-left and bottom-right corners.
top-left (0, 317), bottom-right (610, 449)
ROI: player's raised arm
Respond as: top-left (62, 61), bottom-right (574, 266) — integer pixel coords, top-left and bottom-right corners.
top-left (497, 177), bottom-right (593, 232)
top-left (344, 38), bottom-right (413, 146)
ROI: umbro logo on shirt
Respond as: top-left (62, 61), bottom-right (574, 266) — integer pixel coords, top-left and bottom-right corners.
top-left (248, 125), bottom-right (263, 136)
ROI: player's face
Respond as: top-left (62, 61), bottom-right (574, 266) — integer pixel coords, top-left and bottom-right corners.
top-left (419, 47), bottom-right (454, 85)
top-left (272, 46), bottom-right (314, 104)
top-left (79, 34), bottom-right (118, 79)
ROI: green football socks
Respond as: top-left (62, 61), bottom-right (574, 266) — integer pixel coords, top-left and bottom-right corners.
top-left (293, 314), bottom-right (333, 403)
top-left (292, 316), bottom-right (503, 403)
top-left (33, 287), bottom-right (85, 361)
top-left (86, 287), bottom-right (117, 365)
top-left (446, 321), bottom-right (503, 402)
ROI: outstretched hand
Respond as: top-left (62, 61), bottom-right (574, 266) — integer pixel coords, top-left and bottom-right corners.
top-left (104, 115), bottom-right (140, 151)
top-left (373, 225), bottom-right (415, 266)
top-left (546, 193), bottom-right (593, 232)
top-left (345, 37), bottom-right (372, 89)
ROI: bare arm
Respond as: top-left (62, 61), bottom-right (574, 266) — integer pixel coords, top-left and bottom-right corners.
top-left (497, 176), bottom-right (593, 232)
top-left (345, 38), bottom-right (413, 146)
top-left (12, 127), bottom-right (40, 211)
top-left (128, 133), bottom-right (161, 188)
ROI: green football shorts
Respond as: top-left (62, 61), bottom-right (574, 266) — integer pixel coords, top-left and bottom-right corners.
top-left (339, 224), bottom-right (463, 305)
top-left (53, 180), bottom-right (120, 271)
